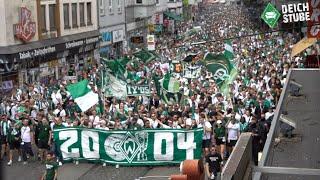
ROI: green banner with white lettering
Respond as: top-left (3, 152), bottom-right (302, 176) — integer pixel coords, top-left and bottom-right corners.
top-left (53, 128), bottom-right (203, 165)
top-left (126, 84), bottom-right (151, 96)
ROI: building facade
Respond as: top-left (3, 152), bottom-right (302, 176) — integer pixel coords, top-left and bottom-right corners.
top-left (168, 0), bottom-right (183, 15)
top-left (98, 0), bottom-right (126, 59)
top-left (125, 0), bottom-right (156, 51)
top-left (0, 0), bottom-right (100, 88)
top-left (150, 0), bottom-right (168, 35)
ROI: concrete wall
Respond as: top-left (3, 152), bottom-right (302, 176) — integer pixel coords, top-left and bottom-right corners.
top-left (221, 133), bottom-right (253, 180)
top-left (0, 0), bottom-right (39, 46)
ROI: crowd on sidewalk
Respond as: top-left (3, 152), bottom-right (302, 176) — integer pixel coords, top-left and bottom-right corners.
top-left (0, 3), bottom-right (304, 179)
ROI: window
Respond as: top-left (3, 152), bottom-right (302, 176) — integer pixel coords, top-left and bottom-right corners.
top-left (80, 3), bottom-right (85, 26)
top-left (87, 2), bottom-right (92, 25)
top-left (99, 0), bottom-right (105, 15)
top-left (63, 4), bottom-right (70, 29)
top-left (72, 3), bottom-right (78, 28)
top-left (49, 4), bottom-right (56, 30)
top-left (117, 0), bottom-right (122, 13)
top-left (108, 0), bottom-right (113, 14)
top-left (156, 0), bottom-right (159, 4)
top-left (40, 5), bottom-right (46, 32)
top-left (136, 0), bottom-right (142, 4)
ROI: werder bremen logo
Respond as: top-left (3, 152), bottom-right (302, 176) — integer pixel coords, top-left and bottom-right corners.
top-left (261, 3), bottom-right (281, 28)
top-left (105, 132), bottom-right (148, 163)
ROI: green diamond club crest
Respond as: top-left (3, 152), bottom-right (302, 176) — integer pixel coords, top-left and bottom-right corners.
top-left (261, 3), bottom-right (281, 28)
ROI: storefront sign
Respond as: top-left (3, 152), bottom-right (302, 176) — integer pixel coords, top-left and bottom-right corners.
top-left (0, 80), bottom-right (13, 90)
top-left (48, 59), bottom-right (59, 68)
top-left (19, 46), bottom-right (56, 60)
top-left (0, 58), bottom-right (17, 74)
top-left (147, 35), bottom-right (155, 51)
top-left (148, 24), bottom-right (155, 33)
top-left (66, 37), bottom-right (99, 49)
top-left (131, 36), bottom-right (144, 44)
top-left (153, 13), bottom-right (163, 24)
top-left (13, 7), bottom-right (36, 42)
top-left (66, 41), bottom-right (84, 49)
top-left (101, 32), bottom-right (112, 46)
top-left (126, 84), bottom-right (151, 96)
top-left (53, 128), bottom-right (203, 165)
top-left (15, 36), bottom-right (100, 61)
top-left (113, 29), bottom-right (124, 43)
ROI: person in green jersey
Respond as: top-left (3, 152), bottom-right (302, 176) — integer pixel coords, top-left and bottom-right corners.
top-left (214, 120), bottom-right (226, 160)
top-left (37, 118), bottom-right (52, 162)
top-left (7, 121), bottom-right (22, 166)
top-left (41, 151), bottom-right (58, 180)
top-left (52, 117), bottom-right (64, 166)
top-left (1, 114), bottom-right (10, 160)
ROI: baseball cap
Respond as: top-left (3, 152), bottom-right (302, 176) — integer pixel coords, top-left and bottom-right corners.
top-left (217, 120), bottom-right (222, 124)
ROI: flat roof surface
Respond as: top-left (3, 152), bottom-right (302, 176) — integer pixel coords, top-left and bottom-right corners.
top-left (264, 69), bottom-right (320, 180)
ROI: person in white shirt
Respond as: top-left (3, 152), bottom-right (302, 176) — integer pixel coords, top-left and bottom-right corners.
top-left (21, 119), bottom-right (34, 164)
top-left (10, 103), bottom-right (17, 120)
top-left (201, 117), bottom-right (212, 156)
top-left (265, 108), bottom-right (274, 121)
top-left (90, 110), bottom-right (100, 128)
top-left (51, 90), bottom-right (62, 106)
top-left (53, 104), bottom-right (66, 121)
top-left (227, 118), bottom-right (240, 153)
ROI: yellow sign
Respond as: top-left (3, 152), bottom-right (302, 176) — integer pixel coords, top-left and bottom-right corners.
top-left (148, 24), bottom-right (155, 32)
top-left (48, 60), bottom-right (59, 68)
top-left (291, 37), bottom-right (317, 57)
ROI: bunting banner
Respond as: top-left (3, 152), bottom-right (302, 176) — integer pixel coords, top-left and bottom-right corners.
top-left (53, 128), bottom-right (203, 165)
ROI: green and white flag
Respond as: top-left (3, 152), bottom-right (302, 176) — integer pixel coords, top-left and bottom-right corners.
top-left (103, 73), bottom-right (127, 98)
top-left (157, 73), bottom-right (182, 104)
top-left (160, 73), bottom-right (180, 93)
top-left (53, 128), bottom-right (203, 165)
top-left (67, 80), bottom-right (99, 112)
top-left (224, 40), bottom-right (234, 60)
top-left (202, 53), bottom-right (234, 87)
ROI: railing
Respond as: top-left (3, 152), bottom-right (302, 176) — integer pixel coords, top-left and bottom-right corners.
top-left (221, 133), bottom-right (253, 180)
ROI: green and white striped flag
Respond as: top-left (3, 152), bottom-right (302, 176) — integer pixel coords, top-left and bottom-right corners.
top-left (160, 73), bottom-right (180, 93)
top-left (67, 80), bottom-right (99, 112)
top-left (224, 40), bottom-right (234, 60)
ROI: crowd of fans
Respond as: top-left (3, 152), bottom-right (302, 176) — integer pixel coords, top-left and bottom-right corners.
top-left (0, 3), bottom-right (304, 176)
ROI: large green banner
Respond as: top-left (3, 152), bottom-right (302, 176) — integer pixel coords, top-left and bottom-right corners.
top-left (53, 128), bottom-right (203, 165)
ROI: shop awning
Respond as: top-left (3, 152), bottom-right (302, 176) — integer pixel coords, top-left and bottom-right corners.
top-left (164, 11), bottom-right (183, 21)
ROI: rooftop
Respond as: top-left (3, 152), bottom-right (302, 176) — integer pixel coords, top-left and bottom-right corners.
top-left (258, 69), bottom-right (320, 180)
